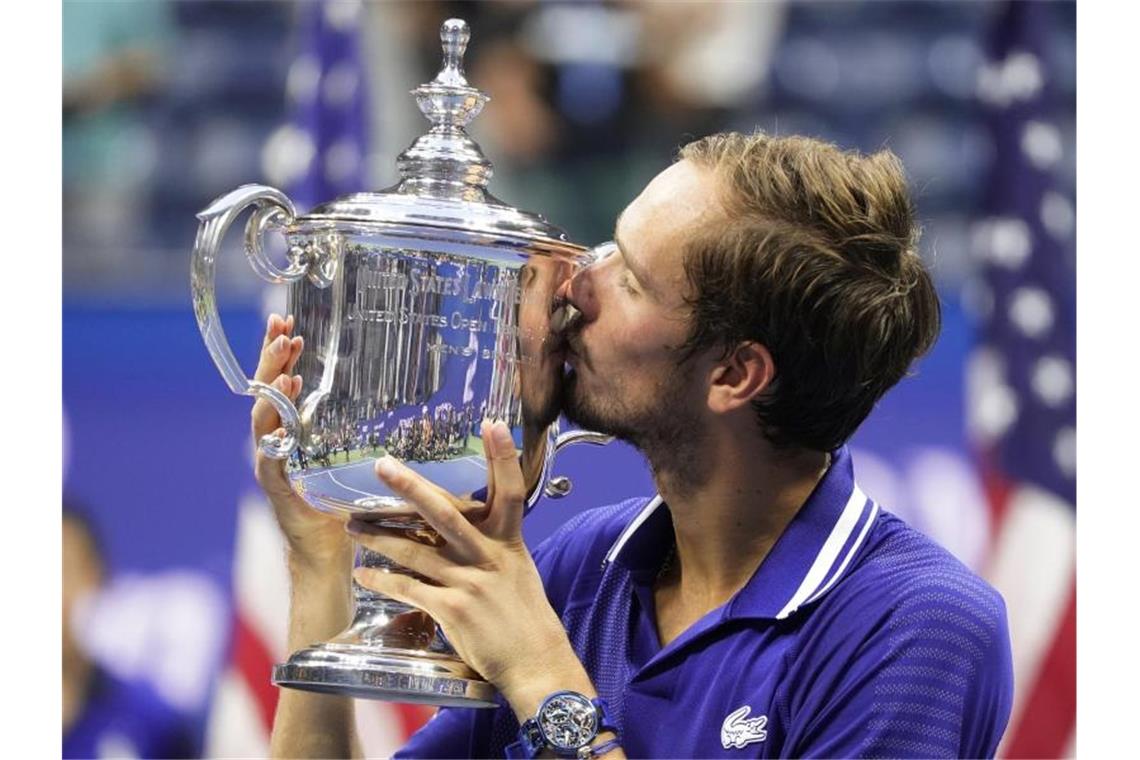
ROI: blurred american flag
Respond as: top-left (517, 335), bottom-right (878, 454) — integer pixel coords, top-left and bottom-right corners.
top-left (970, 3), bottom-right (1076, 757)
top-left (204, 2), bottom-right (433, 755)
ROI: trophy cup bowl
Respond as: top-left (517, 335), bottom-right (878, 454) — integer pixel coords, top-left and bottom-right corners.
top-left (192, 19), bottom-right (608, 707)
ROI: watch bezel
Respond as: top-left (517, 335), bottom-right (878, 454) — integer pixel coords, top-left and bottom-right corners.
top-left (536, 691), bottom-right (599, 752)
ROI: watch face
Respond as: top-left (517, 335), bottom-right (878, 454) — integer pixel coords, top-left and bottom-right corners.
top-left (538, 692), bottom-right (598, 751)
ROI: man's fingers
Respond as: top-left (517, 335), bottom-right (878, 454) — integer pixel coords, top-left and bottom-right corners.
top-left (353, 566), bottom-right (447, 616)
top-left (482, 420), bottom-right (526, 539)
top-left (284, 335), bottom-right (304, 376)
top-left (255, 314), bottom-right (302, 385)
top-left (259, 312), bottom-right (292, 353)
top-left (261, 313), bottom-right (284, 351)
top-left (252, 426), bottom-right (295, 498)
top-left (480, 420), bottom-right (497, 507)
top-left (346, 522), bottom-right (456, 583)
top-left (374, 456), bottom-right (485, 558)
top-left (251, 374), bottom-right (298, 437)
top-left (254, 334), bottom-right (290, 383)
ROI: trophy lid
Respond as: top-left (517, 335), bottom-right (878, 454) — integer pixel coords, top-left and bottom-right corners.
top-left (299, 19), bottom-right (576, 251)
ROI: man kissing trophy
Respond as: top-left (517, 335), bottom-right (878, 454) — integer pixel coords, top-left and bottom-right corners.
top-left (193, 19), bottom-right (604, 707)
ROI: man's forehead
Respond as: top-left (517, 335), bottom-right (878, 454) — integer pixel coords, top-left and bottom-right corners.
top-left (615, 160), bottom-right (724, 274)
top-left (624, 160), bottom-right (720, 229)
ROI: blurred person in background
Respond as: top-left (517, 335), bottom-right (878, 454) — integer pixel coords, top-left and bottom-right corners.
top-left (62, 0), bottom-right (171, 288)
top-left (418, 0), bottom-right (781, 246)
top-left (63, 507), bottom-right (195, 759)
top-left (251, 132), bottom-right (1013, 758)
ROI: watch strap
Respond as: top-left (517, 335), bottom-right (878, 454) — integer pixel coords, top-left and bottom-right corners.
top-left (592, 697), bottom-right (617, 736)
top-left (506, 718), bottom-right (544, 759)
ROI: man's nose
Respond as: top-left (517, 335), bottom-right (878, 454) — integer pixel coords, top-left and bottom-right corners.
top-left (557, 260), bottom-right (596, 319)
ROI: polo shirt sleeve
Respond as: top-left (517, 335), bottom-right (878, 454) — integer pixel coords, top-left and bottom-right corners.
top-left (394, 702), bottom-right (496, 759)
top-left (782, 567), bottom-right (1015, 759)
top-left (390, 490), bottom-right (497, 758)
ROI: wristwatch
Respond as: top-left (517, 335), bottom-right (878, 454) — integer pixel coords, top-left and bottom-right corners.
top-left (506, 691), bottom-right (620, 759)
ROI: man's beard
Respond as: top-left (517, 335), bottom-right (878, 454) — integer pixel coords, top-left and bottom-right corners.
top-left (560, 360), bottom-right (709, 494)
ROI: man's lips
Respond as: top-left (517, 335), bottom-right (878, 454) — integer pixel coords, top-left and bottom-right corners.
top-left (545, 330), bottom-right (570, 357)
top-left (563, 336), bottom-right (586, 368)
top-left (549, 300), bottom-right (582, 335)
top-left (548, 299), bottom-right (586, 365)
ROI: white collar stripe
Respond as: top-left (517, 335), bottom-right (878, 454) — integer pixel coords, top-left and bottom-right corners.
top-left (774, 484), bottom-right (868, 620)
top-left (803, 497), bottom-right (879, 608)
top-left (604, 495), bottom-right (664, 565)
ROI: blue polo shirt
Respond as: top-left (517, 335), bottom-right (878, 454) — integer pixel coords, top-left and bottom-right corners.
top-left (397, 447), bottom-right (1014, 758)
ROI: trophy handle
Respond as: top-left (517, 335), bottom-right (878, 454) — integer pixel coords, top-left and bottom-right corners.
top-left (192, 184), bottom-right (331, 460)
top-left (535, 427), bottom-right (614, 503)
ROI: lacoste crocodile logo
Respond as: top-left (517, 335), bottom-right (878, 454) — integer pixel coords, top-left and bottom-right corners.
top-left (721, 705), bottom-right (768, 749)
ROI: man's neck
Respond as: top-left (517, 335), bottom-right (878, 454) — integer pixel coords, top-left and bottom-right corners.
top-left (648, 425), bottom-right (830, 609)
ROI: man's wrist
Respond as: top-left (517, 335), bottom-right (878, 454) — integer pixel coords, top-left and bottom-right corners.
top-left (284, 549), bottom-right (354, 652)
top-left (286, 542), bottom-right (354, 580)
top-left (502, 656), bottom-right (597, 724)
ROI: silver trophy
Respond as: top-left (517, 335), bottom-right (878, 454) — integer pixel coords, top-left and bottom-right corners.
top-left (192, 19), bottom-right (607, 707)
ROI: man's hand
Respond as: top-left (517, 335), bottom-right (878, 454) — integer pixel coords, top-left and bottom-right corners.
top-left (251, 313), bottom-right (351, 567)
top-left (348, 420), bottom-right (585, 709)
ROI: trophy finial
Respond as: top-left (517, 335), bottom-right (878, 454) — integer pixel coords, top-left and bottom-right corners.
top-left (396, 17), bottom-right (493, 200)
top-left (439, 18), bottom-right (470, 76)
top-left (413, 17), bottom-right (486, 127)
top-left (434, 19), bottom-right (471, 88)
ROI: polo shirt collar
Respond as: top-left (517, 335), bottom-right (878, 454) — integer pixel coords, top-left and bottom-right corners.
top-left (602, 445), bottom-right (878, 621)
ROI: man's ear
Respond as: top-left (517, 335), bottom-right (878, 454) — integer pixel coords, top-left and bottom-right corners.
top-left (706, 342), bottom-right (775, 414)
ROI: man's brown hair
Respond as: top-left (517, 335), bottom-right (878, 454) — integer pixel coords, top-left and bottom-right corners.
top-left (678, 132), bottom-right (941, 452)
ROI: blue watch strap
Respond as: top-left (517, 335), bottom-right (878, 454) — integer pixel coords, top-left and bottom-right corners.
top-left (593, 697), bottom-right (617, 733)
top-left (506, 719), bottom-right (545, 759)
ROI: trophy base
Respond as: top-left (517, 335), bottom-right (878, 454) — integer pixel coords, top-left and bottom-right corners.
top-left (272, 642), bottom-right (499, 708)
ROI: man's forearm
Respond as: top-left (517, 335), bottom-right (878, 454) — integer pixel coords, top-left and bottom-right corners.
top-left (269, 549), bottom-right (361, 759)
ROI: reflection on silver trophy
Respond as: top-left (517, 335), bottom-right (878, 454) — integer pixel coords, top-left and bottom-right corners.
top-left (192, 19), bottom-right (608, 707)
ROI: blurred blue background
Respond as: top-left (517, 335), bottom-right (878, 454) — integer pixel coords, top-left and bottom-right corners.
top-left (62, 1), bottom-right (1075, 757)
